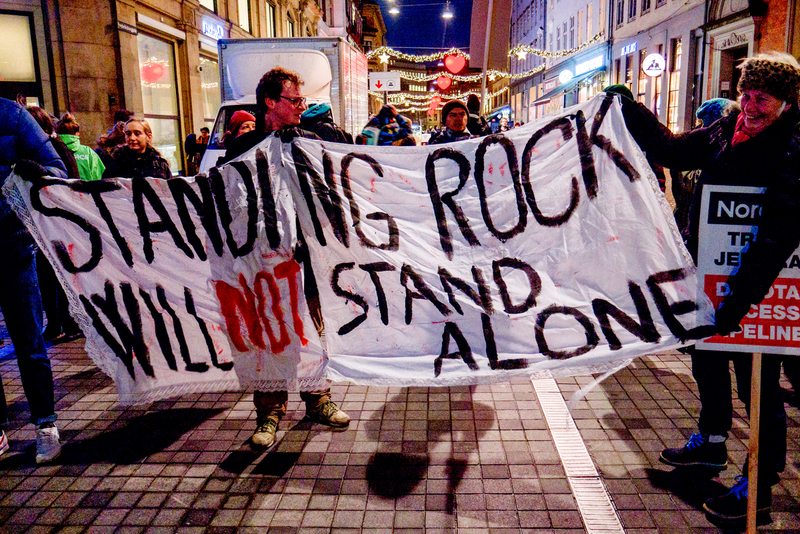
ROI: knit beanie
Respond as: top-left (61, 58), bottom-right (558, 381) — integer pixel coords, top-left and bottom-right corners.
top-left (440, 100), bottom-right (469, 124)
top-left (696, 98), bottom-right (738, 127)
top-left (737, 53), bottom-right (800, 105)
top-left (229, 110), bottom-right (256, 136)
top-left (301, 102), bottom-right (333, 123)
top-left (603, 84), bottom-right (634, 101)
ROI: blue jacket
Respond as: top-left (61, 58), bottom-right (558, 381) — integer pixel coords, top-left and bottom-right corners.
top-left (0, 98), bottom-right (67, 235)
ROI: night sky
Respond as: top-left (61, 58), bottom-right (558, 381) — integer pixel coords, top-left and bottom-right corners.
top-left (378, 0), bottom-right (473, 54)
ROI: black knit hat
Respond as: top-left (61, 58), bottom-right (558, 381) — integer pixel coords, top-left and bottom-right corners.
top-left (441, 100), bottom-right (469, 124)
top-left (737, 53), bottom-right (800, 104)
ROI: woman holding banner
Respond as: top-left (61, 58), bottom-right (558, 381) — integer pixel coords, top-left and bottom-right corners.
top-left (103, 118), bottom-right (172, 180)
top-left (608, 52), bottom-right (800, 525)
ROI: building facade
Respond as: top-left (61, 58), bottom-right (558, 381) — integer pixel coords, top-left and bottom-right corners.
top-left (508, 0), bottom-right (546, 124)
top-left (609, 0), bottom-right (704, 133)
top-left (532, 0), bottom-right (608, 119)
top-left (0, 0), bottom-right (367, 175)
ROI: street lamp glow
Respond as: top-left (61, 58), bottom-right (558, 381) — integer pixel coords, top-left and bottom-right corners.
top-left (389, 6), bottom-right (400, 14)
top-left (442, 1), bottom-right (454, 19)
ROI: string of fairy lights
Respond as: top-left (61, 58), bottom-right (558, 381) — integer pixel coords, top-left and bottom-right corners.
top-left (365, 32), bottom-right (604, 63)
top-left (366, 32), bottom-right (606, 110)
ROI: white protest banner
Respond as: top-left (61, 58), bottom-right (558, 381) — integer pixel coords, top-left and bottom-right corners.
top-left (697, 185), bottom-right (800, 354)
top-left (4, 94), bottom-right (715, 402)
top-left (283, 94), bottom-right (716, 386)
top-left (3, 137), bottom-right (327, 404)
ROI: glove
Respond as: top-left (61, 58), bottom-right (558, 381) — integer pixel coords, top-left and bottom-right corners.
top-left (714, 298), bottom-right (750, 336)
top-left (13, 159), bottom-right (49, 182)
top-left (277, 126), bottom-right (303, 143)
top-left (603, 84), bottom-right (634, 102)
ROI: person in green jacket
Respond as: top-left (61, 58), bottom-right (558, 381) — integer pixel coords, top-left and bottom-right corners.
top-left (56, 113), bottom-right (105, 181)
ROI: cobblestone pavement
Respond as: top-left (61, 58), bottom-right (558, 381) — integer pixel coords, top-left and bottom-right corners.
top-left (0, 335), bottom-right (798, 532)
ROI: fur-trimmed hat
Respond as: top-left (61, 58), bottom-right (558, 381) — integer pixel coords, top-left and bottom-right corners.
top-left (441, 100), bottom-right (469, 124)
top-left (737, 52), bottom-right (800, 104)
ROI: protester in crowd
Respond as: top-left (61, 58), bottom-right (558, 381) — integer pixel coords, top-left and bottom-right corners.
top-left (609, 52), bottom-right (800, 524)
top-left (428, 100), bottom-right (475, 145)
top-left (195, 127), bottom-right (210, 165)
top-left (672, 98), bottom-right (739, 237)
top-left (0, 97), bottom-right (68, 464)
top-left (466, 94), bottom-right (492, 137)
top-left (360, 104), bottom-right (413, 146)
top-left (221, 67), bottom-right (350, 449)
top-left (26, 107), bottom-right (79, 180)
top-left (300, 103), bottom-right (353, 144)
top-left (497, 117), bottom-right (510, 132)
top-left (56, 113), bottom-right (105, 181)
top-left (103, 118), bottom-right (172, 179)
top-left (184, 132), bottom-right (198, 174)
top-left (223, 110), bottom-right (257, 146)
top-left (95, 109), bottom-right (134, 168)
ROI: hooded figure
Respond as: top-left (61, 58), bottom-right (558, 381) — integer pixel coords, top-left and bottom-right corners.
top-left (300, 103), bottom-right (353, 144)
top-left (466, 94), bottom-right (492, 136)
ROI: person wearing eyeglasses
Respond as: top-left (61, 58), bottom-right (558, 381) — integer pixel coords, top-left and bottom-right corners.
top-left (220, 67), bottom-right (351, 449)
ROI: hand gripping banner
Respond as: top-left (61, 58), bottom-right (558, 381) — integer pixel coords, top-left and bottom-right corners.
top-left (4, 95), bottom-right (715, 403)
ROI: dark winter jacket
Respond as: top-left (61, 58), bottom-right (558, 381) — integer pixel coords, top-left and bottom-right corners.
top-left (467, 113), bottom-right (492, 136)
top-left (219, 127), bottom-right (322, 166)
top-left (361, 113), bottom-right (413, 146)
top-left (620, 98), bottom-right (800, 330)
top-left (0, 98), bottom-right (68, 241)
top-left (103, 145), bottom-right (172, 180)
top-left (428, 128), bottom-right (475, 145)
top-left (300, 104), bottom-right (353, 144)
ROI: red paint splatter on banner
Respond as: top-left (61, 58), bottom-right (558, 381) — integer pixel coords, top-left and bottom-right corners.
top-left (488, 163), bottom-right (494, 175)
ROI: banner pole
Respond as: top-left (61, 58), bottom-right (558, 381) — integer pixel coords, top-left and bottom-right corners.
top-left (746, 351), bottom-right (762, 534)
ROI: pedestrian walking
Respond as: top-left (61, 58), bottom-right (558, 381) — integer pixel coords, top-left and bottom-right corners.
top-left (610, 51), bottom-right (800, 524)
top-left (0, 97), bottom-right (67, 464)
top-left (103, 118), bottom-right (172, 179)
top-left (221, 67), bottom-right (350, 449)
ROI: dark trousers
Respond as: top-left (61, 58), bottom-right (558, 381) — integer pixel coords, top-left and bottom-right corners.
top-left (0, 232), bottom-right (56, 429)
top-left (691, 348), bottom-right (786, 485)
top-left (36, 250), bottom-right (77, 336)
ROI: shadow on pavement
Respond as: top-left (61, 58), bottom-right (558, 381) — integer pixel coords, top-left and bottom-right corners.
top-left (363, 390), bottom-right (494, 513)
top-left (57, 407), bottom-right (224, 464)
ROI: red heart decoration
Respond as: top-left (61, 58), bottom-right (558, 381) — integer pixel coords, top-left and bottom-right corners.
top-left (140, 62), bottom-right (165, 84)
top-left (436, 75), bottom-right (452, 91)
top-left (444, 54), bottom-right (466, 74)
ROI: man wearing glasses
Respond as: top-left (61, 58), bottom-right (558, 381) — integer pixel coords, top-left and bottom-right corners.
top-left (222, 67), bottom-right (351, 449)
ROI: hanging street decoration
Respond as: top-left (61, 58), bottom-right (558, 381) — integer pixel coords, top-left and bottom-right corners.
top-left (366, 46), bottom-right (470, 63)
top-left (510, 32), bottom-right (605, 60)
top-left (368, 87), bottom-right (511, 111)
top-left (435, 75), bottom-right (452, 91)
top-left (396, 64), bottom-right (545, 83)
top-left (443, 53), bottom-right (466, 74)
top-left (366, 32), bottom-right (606, 65)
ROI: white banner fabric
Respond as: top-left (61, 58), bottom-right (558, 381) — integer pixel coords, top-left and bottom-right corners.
top-left (283, 95), bottom-right (714, 386)
top-left (3, 95), bottom-right (715, 403)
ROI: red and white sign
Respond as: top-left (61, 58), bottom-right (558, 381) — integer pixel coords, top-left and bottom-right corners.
top-left (698, 185), bottom-right (800, 354)
top-left (368, 71), bottom-right (401, 92)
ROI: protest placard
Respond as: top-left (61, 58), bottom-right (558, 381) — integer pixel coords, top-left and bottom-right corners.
top-left (697, 184), bottom-right (800, 354)
top-left (3, 94), bottom-right (715, 403)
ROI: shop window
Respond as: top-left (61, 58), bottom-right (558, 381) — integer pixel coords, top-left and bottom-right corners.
top-left (138, 32), bottom-right (181, 174)
top-left (637, 49), bottom-right (647, 102)
top-left (200, 56), bottom-right (220, 126)
top-left (265, 2), bottom-right (276, 38)
top-left (199, 0), bottom-right (216, 12)
top-left (624, 54), bottom-right (633, 90)
top-left (614, 58), bottom-right (621, 84)
top-left (238, 0), bottom-right (251, 33)
top-left (652, 44), bottom-right (663, 116)
top-left (641, 0), bottom-right (651, 13)
top-left (0, 12), bottom-right (41, 104)
top-left (667, 38), bottom-right (682, 132)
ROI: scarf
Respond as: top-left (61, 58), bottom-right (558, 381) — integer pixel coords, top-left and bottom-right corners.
top-left (731, 113), bottom-right (752, 146)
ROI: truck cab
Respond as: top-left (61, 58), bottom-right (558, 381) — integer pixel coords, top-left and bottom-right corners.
top-left (199, 37), bottom-right (368, 174)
